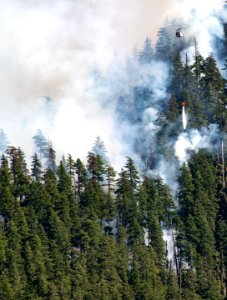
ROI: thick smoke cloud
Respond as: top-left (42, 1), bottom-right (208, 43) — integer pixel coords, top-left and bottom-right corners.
top-left (175, 125), bottom-right (220, 164)
top-left (167, 0), bottom-right (225, 59)
top-left (0, 0), bottom-right (171, 102)
top-left (0, 0), bottom-right (225, 170)
top-left (0, 0), bottom-right (173, 165)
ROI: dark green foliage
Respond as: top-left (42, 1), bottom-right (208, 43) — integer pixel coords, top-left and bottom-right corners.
top-left (129, 244), bottom-right (165, 299)
top-left (87, 152), bottom-right (105, 182)
top-left (75, 158), bottom-right (87, 200)
top-left (0, 151), bottom-right (167, 298)
top-left (177, 151), bottom-right (225, 299)
top-left (6, 147), bottom-right (30, 201)
top-left (66, 154), bottom-right (75, 181)
top-left (105, 165), bottom-right (116, 225)
top-left (166, 263), bottom-right (182, 300)
top-left (31, 153), bottom-right (42, 182)
top-left (0, 142), bottom-right (226, 298)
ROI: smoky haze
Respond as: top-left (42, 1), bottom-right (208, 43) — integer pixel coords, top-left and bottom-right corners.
top-left (0, 0), bottom-right (225, 167)
top-left (0, 0), bottom-right (171, 103)
top-left (0, 0), bottom-right (172, 163)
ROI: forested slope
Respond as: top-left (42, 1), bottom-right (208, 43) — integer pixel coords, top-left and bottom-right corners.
top-left (0, 19), bottom-right (227, 300)
top-left (0, 145), bottom-right (226, 299)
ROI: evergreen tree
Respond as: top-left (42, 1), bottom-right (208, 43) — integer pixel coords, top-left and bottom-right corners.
top-left (31, 153), bottom-right (42, 182)
top-left (169, 53), bottom-right (185, 101)
top-left (75, 158), bottom-right (87, 200)
top-left (139, 37), bottom-right (153, 64)
top-left (87, 152), bottom-right (105, 182)
top-left (6, 147), bottom-right (30, 201)
top-left (46, 143), bottom-right (56, 172)
top-left (166, 263), bottom-right (182, 300)
top-left (66, 154), bottom-right (76, 185)
top-left (104, 165), bottom-right (116, 227)
top-left (129, 244), bottom-right (165, 299)
top-left (92, 136), bottom-right (109, 165)
top-left (32, 129), bottom-right (48, 160)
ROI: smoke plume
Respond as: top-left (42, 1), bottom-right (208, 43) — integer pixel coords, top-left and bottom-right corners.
top-left (175, 124), bottom-right (220, 164)
top-left (0, 0), bottom-right (225, 172)
top-left (0, 0), bottom-right (174, 164)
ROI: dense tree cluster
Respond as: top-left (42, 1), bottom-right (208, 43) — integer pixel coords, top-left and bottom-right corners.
top-left (176, 151), bottom-right (227, 299)
top-left (0, 148), bottom-right (173, 299)
top-left (0, 144), bottom-right (226, 299)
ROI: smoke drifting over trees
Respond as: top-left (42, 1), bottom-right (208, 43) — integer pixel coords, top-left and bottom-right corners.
top-left (0, 2), bottom-right (226, 167)
top-left (0, 0), bottom-right (227, 298)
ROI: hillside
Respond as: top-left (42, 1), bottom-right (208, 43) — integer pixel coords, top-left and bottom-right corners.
top-left (0, 2), bottom-right (227, 300)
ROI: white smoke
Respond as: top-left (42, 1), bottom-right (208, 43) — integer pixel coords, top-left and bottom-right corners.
top-left (150, 0), bottom-right (225, 191)
top-left (151, 159), bottom-right (179, 195)
top-left (168, 0), bottom-right (223, 21)
top-left (152, 124), bottom-right (220, 194)
top-left (0, 0), bottom-right (225, 172)
top-left (174, 124), bottom-right (220, 164)
top-left (166, 0), bottom-right (226, 60)
top-left (0, 0), bottom-right (174, 168)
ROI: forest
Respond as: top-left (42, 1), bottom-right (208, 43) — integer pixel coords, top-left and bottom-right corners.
top-left (0, 18), bottom-right (227, 300)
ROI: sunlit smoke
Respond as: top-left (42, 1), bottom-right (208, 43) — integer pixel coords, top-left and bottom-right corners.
top-left (174, 124), bottom-right (220, 164)
top-left (0, 0), bottom-right (225, 173)
top-left (166, 0), bottom-right (226, 59)
top-left (169, 0), bottom-right (223, 20)
top-left (0, 0), bottom-right (173, 167)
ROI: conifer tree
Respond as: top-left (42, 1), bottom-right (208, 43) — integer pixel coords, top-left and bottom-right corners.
top-left (6, 147), bottom-right (30, 201)
top-left (75, 158), bottom-right (87, 200)
top-left (129, 244), bottom-right (165, 299)
top-left (92, 136), bottom-right (109, 165)
top-left (139, 37), bottom-right (153, 64)
top-left (66, 154), bottom-right (76, 185)
top-left (70, 254), bottom-right (89, 299)
top-left (87, 152), bottom-right (105, 182)
top-left (31, 153), bottom-right (42, 182)
top-left (46, 143), bottom-right (56, 172)
top-left (32, 129), bottom-right (48, 160)
top-left (104, 165), bottom-right (116, 227)
top-left (166, 262), bottom-right (182, 300)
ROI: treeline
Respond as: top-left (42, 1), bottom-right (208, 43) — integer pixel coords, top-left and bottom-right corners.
top-left (0, 143), bottom-right (226, 299)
